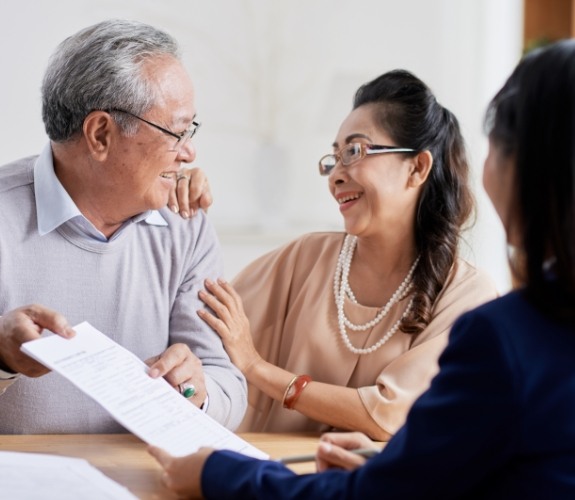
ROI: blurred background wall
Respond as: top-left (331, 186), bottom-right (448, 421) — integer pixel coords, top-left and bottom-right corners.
top-left (0, 0), bottom-right (528, 291)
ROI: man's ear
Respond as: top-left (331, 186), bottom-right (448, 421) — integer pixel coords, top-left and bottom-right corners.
top-left (408, 150), bottom-right (433, 188)
top-left (83, 111), bottom-right (114, 161)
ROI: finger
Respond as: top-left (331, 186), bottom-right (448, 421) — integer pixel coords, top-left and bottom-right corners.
top-left (187, 168), bottom-right (206, 215)
top-left (148, 445), bottom-right (173, 468)
top-left (196, 308), bottom-right (229, 338)
top-left (148, 344), bottom-right (189, 379)
top-left (203, 280), bottom-right (236, 311)
top-left (167, 186), bottom-right (179, 214)
top-left (182, 167), bottom-right (213, 217)
top-left (164, 362), bottom-right (194, 388)
top-left (315, 441), bottom-right (332, 472)
top-left (176, 175), bottom-right (191, 219)
top-left (215, 279), bottom-right (243, 309)
top-left (144, 355), bottom-right (161, 367)
top-left (199, 189), bottom-right (213, 212)
top-left (320, 431), bottom-right (374, 451)
top-left (316, 441), bottom-right (367, 471)
top-left (0, 306), bottom-right (72, 377)
top-left (23, 305), bottom-right (75, 339)
top-left (151, 346), bottom-right (202, 391)
top-left (198, 289), bottom-right (234, 323)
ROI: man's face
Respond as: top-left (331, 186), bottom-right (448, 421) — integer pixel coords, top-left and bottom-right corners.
top-left (105, 56), bottom-right (197, 217)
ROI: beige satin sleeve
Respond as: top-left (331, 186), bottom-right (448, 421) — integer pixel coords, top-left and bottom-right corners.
top-left (358, 261), bottom-right (498, 435)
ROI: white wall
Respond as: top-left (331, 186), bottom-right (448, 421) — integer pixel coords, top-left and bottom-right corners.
top-left (0, 0), bottom-right (523, 290)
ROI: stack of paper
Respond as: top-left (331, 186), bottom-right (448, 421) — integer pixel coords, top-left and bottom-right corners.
top-left (0, 451), bottom-right (136, 499)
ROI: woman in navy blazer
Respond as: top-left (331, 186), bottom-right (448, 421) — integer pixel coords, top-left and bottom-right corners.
top-left (149, 40), bottom-right (575, 499)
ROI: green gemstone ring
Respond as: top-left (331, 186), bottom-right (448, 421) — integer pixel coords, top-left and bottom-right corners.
top-left (180, 383), bottom-right (196, 399)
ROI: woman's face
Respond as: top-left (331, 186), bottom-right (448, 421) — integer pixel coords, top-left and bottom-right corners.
top-left (483, 139), bottom-right (518, 244)
top-left (327, 104), bottom-right (423, 238)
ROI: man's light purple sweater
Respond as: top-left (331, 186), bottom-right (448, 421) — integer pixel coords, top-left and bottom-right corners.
top-left (0, 157), bottom-right (247, 432)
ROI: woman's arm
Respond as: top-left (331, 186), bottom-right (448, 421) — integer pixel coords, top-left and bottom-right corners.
top-left (198, 278), bottom-right (392, 440)
top-left (198, 260), bottom-right (498, 440)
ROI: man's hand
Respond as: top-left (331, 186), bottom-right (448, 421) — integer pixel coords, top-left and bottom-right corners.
top-left (168, 167), bottom-right (213, 219)
top-left (146, 343), bottom-right (208, 409)
top-left (0, 305), bottom-right (75, 377)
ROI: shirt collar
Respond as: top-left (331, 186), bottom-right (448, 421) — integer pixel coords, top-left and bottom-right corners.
top-left (34, 143), bottom-right (168, 239)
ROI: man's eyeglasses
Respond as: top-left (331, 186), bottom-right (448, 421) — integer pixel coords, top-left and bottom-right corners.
top-left (318, 143), bottom-right (416, 176)
top-left (108, 108), bottom-right (201, 154)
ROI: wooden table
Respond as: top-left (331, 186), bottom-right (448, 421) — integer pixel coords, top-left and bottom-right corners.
top-left (0, 433), bottom-right (322, 499)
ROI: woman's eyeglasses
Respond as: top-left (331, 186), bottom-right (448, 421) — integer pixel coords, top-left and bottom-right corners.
top-left (319, 143), bottom-right (416, 176)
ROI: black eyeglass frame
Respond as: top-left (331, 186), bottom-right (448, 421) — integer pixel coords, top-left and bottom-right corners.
top-left (107, 108), bottom-right (201, 153)
top-left (319, 143), bottom-right (417, 176)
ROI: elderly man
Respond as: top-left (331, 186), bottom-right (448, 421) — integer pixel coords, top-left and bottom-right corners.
top-left (0, 20), bottom-right (246, 432)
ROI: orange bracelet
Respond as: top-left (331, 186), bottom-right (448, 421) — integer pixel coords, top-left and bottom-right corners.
top-left (282, 374), bottom-right (312, 410)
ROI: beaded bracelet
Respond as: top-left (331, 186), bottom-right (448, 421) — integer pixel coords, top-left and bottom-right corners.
top-left (282, 374), bottom-right (312, 410)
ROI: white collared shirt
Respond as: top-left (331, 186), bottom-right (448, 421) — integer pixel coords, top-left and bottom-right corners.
top-left (0, 144), bottom-right (170, 395)
top-left (34, 143), bottom-right (168, 241)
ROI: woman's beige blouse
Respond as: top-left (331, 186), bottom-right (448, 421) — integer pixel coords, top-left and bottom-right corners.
top-left (233, 232), bottom-right (498, 435)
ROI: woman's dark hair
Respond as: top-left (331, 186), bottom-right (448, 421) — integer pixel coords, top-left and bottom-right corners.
top-left (485, 40), bottom-right (575, 322)
top-left (354, 69), bottom-right (473, 334)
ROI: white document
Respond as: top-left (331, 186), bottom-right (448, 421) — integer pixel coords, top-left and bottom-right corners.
top-left (0, 451), bottom-right (137, 499)
top-left (21, 321), bottom-right (267, 459)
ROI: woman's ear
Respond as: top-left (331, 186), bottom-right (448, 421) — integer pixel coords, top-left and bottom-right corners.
top-left (408, 150), bottom-right (433, 188)
top-left (83, 111), bottom-right (114, 161)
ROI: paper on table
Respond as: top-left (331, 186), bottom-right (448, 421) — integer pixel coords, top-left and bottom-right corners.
top-left (0, 451), bottom-right (137, 499)
top-left (21, 321), bottom-right (267, 459)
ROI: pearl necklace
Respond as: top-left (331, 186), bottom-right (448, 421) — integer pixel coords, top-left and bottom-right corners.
top-left (334, 235), bottom-right (419, 355)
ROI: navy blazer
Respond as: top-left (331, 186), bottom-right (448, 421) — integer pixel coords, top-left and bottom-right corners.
top-left (202, 290), bottom-right (575, 499)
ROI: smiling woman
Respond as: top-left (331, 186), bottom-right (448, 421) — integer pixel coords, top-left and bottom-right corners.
top-left (155, 39), bottom-right (575, 500)
top-left (193, 69), bottom-right (498, 440)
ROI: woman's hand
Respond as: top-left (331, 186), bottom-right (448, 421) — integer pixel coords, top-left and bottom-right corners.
top-left (169, 167), bottom-right (213, 219)
top-left (316, 432), bottom-right (379, 472)
top-left (148, 445), bottom-right (214, 498)
top-left (198, 279), bottom-right (262, 375)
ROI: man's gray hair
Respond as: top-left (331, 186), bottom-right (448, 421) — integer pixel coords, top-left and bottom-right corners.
top-left (42, 19), bottom-right (180, 142)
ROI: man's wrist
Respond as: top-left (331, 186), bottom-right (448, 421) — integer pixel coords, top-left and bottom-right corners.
top-left (0, 365), bottom-right (18, 379)
top-left (0, 365), bottom-right (20, 395)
